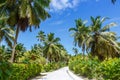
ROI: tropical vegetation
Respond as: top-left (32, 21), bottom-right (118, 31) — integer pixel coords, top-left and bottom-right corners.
top-left (69, 16), bottom-right (120, 60)
top-left (69, 55), bottom-right (120, 79)
top-left (0, 0), bottom-right (120, 80)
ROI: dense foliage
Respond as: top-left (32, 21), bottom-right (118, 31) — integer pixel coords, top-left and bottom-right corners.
top-left (69, 55), bottom-right (120, 79)
top-left (9, 63), bottom-right (42, 80)
top-left (69, 16), bottom-right (120, 60)
top-left (0, 61), bottom-right (12, 80)
top-left (69, 55), bottom-right (100, 79)
top-left (43, 62), bottom-right (67, 72)
top-left (96, 58), bottom-right (120, 80)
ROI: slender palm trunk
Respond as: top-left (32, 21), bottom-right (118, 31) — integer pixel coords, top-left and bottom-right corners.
top-left (82, 45), bottom-right (85, 60)
top-left (10, 26), bottom-right (20, 63)
top-left (83, 50), bottom-right (85, 60)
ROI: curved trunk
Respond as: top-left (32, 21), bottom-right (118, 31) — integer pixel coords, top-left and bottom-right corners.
top-left (10, 26), bottom-right (20, 63)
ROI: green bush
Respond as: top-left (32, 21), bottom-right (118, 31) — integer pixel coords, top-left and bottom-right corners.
top-left (69, 56), bottom-right (99, 79)
top-left (43, 62), bottom-right (66, 72)
top-left (9, 63), bottom-right (42, 80)
top-left (69, 55), bottom-right (120, 80)
top-left (96, 58), bottom-right (120, 80)
top-left (0, 61), bottom-right (12, 80)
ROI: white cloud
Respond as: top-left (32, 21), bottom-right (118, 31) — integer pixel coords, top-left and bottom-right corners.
top-left (50, 0), bottom-right (80, 12)
top-left (50, 0), bottom-right (101, 12)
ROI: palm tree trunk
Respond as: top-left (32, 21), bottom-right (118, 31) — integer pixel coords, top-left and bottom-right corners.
top-left (10, 26), bottom-right (20, 63)
top-left (82, 45), bottom-right (85, 60)
top-left (83, 50), bottom-right (85, 60)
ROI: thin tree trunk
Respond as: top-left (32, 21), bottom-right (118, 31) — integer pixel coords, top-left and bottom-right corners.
top-left (82, 45), bottom-right (85, 60)
top-left (10, 26), bottom-right (20, 63)
top-left (83, 50), bottom-right (85, 60)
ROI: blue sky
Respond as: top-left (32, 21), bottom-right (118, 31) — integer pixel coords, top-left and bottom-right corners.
top-left (18, 0), bottom-right (120, 54)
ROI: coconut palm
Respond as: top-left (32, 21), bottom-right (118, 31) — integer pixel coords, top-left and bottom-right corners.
top-left (86, 16), bottom-right (119, 60)
top-left (14, 43), bottom-right (26, 62)
top-left (43, 33), bottom-right (62, 62)
top-left (0, 0), bottom-right (50, 62)
top-left (72, 47), bottom-right (78, 56)
top-left (37, 32), bottom-right (64, 62)
top-left (69, 19), bottom-right (89, 58)
top-left (111, 0), bottom-right (116, 4)
top-left (31, 44), bottom-right (43, 56)
top-left (36, 31), bottom-right (46, 42)
top-left (0, 18), bottom-right (14, 48)
top-left (0, 45), bottom-right (11, 61)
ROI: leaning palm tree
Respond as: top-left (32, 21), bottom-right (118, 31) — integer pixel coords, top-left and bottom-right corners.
top-left (0, 0), bottom-right (50, 62)
top-left (0, 18), bottom-right (14, 48)
top-left (69, 19), bottom-right (89, 58)
top-left (86, 16), bottom-right (119, 60)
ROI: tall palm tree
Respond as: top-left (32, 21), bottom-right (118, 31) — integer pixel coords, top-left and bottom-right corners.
top-left (86, 16), bottom-right (119, 60)
top-left (0, 0), bottom-right (50, 62)
top-left (70, 16), bottom-right (120, 60)
top-left (69, 19), bottom-right (89, 58)
top-left (0, 18), bottom-right (14, 48)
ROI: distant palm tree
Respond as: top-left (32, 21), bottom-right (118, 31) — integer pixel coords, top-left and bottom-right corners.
top-left (31, 44), bottom-right (43, 56)
top-left (86, 16), bottom-right (119, 60)
top-left (36, 31), bottom-right (46, 42)
top-left (0, 18), bottom-right (14, 48)
top-left (0, 0), bottom-right (50, 62)
top-left (14, 43), bottom-right (26, 62)
top-left (0, 45), bottom-right (11, 61)
top-left (43, 33), bottom-right (62, 62)
top-left (69, 19), bottom-right (89, 58)
top-left (72, 47), bottom-right (78, 56)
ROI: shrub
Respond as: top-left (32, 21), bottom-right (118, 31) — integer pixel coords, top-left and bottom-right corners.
top-left (43, 62), bottom-right (66, 72)
top-left (96, 58), bottom-right (120, 80)
top-left (69, 55), bottom-right (120, 80)
top-left (0, 61), bottom-right (12, 80)
top-left (69, 55), bottom-right (100, 79)
top-left (9, 63), bottom-right (42, 80)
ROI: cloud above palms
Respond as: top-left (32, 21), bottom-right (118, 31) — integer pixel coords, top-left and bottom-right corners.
top-left (50, 0), bottom-right (80, 11)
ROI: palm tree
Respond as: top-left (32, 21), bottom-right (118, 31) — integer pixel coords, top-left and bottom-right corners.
top-left (14, 43), bottom-right (26, 62)
top-left (69, 19), bottom-right (89, 58)
top-left (0, 45), bottom-right (11, 61)
top-left (31, 44), bottom-right (43, 56)
top-left (70, 17), bottom-right (120, 60)
top-left (111, 0), bottom-right (116, 4)
top-left (43, 33), bottom-right (62, 62)
top-left (36, 31), bottom-right (46, 42)
top-left (72, 47), bottom-right (78, 56)
top-left (0, 18), bottom-right (14, 48)
top-left (86, 16), bottom-right (119, 60)
top-left (37, 32), bottom-right (63, 62)
top-left (0, 0), bottom-right (50, 62)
